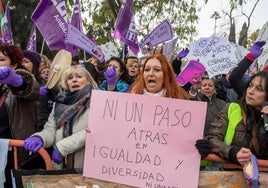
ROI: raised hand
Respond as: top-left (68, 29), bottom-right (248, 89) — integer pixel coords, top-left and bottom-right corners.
top-left (0, 66), bottom-right (23, 87)
top-left (104, 66), bottom-right (117, 85)
top-left (177, 48), bottom-right (189, 59)
top-left (250, 40), bottom-right (266, 59)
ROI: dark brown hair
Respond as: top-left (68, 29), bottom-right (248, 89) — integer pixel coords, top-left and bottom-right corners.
top-left (0, 43), bottom-right (23, 68)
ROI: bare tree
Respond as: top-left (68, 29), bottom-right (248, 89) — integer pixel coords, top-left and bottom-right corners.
top-left (238, 0), bottom-right (261, 45)
top-left (205, 0), bottom-right (261, 45)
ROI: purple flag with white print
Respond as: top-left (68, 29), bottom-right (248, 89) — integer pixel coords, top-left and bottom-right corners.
top-left (65, 0), bottom-right (83, 56)
top-left (140, 19), bottom-right (174, 53)
top-left (114, 0), bottom-right (139, 54)
top-left (26, 24), bottom-right (37, 52)
top-left (70, 0), bottom-right (82, 32)
top-left (66, 24), bottom-right (105, 62)
top-left (31, 0), bottom-right (67, 51)
top-left (2, 3), bottom-right (13, 44)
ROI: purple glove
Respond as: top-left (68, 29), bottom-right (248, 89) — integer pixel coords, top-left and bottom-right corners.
top-left (52, 149), bottom-right (62, 164)
top-left (24, 136), bottom-right (43, 153)
top-left (0, 66), bottom-right (23, 87)
top-left (177, 48), bottom-right (189, 59)
top-left (39, 86), bottom-right (48, 96)
top-left (243, 154), bottom-right (259, 187)
top-left (104, 66), bottom-right (117, 85)
top-left (250, 40), bottom-right (266, 58)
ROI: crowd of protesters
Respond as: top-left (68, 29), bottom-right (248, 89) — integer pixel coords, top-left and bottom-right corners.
top-left (1, 39), bottom-right (268, 187)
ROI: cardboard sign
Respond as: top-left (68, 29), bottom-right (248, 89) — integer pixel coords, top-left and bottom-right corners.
top-left (187, 35), bottom-right (238, 78)
top-left (83, 90), bottom-right (207, 188)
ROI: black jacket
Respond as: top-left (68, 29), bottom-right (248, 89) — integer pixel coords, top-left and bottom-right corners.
top-left (229, 56), bottom-right (253, 98)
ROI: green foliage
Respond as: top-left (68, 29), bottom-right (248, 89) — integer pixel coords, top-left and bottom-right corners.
top-left (249, 29), bottom-right (259, 43)
top-left (82, 1), bottom-right (116, 45)
top-left (4, 0), bottom-right (38, 47)
top-left (4, 0), bottom-right (200, 57)
top-left (82, 0), bottom-right (200, 46)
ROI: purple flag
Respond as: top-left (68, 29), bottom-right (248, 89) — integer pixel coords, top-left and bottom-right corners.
top-left (2, 3), bottom-right (13, 44)
top-left (114, 0), bottom-right (139, 54)
top-left (162, 37), bottom-right (178, 61)
top-left (140, 19), bottom-right (174, 53)
top-left (70, 0), bottom-right (82, 32)
top-left (66, 0), bottom-right (83, 56)
top-left (26, 24), bottom-right (37, 52)
top-left (31, 0), bottom-right (67, 51)
top-left (67, 24), bottom-right (105, 62)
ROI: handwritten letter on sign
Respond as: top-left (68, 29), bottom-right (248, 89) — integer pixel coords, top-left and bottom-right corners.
top-left (83, 90), bottom-right (207, 187)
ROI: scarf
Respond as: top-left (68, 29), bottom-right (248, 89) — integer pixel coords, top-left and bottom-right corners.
top-left (143, 89), bottom-right (165, 97)
top-left (54, 84), bottom-right (92, 137)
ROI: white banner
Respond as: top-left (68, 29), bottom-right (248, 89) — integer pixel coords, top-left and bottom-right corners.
top-left (256, 21), bottom-right (268, 70)
top-left (186, 35), bottom-right (238, 78)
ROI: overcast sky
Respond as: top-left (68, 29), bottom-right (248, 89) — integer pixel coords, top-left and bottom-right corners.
top-left (195, 0), bottom-right (267, 40)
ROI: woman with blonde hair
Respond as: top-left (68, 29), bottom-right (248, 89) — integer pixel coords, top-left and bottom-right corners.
top-left (24, 65), bottom-right (98, 169)
top-left (39, 54), bottom-right (51, 72)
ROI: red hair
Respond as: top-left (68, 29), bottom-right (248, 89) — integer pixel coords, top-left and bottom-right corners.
top-left (130, 54), bottom-right (189, 99)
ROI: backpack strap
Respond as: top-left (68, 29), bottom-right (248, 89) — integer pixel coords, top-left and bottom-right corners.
top-left (224, 103), bottom-right (243, 145)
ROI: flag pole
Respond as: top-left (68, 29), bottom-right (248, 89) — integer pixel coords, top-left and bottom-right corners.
top-left (40, 39), bottom-right (45, 55)
top-left (83, 50), bottom-right (86, 62)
